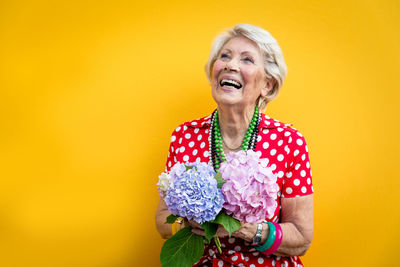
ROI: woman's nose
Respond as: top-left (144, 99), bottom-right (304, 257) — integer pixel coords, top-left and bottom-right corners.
top-left (224, 59), bottom-right (239, 71)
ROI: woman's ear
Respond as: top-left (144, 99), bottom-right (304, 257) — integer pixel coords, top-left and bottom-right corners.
top-left (261, 79), bottom-right (274, 97)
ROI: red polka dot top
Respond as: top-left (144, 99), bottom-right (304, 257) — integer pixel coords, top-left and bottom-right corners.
top-left (165, 111), bottom-right (313, 267)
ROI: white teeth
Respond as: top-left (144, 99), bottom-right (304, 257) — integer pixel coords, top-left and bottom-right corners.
top-left (221, 79), bottom-right (242, 87)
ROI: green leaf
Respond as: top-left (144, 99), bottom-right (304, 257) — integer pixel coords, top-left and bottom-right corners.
top-left (160, 227), bottom-right (204, 267)
top-left (211, 211), bottom-right (241, 236)
top-left (215, 172), bottom-right (225, 188)
top-left (165, 214), bottom-right (180, 224)
top-left (201, 222), bottom-right (218, 243)
top-left (185, 166), bottom-right (194, 171)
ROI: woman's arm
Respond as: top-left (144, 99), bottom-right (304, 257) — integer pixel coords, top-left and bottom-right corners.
top-left (274, 194), bottom-right (314, 256)
top-left (155, 198), bottom-right (175, 239)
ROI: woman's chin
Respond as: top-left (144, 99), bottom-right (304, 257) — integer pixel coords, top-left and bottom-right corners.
top-left (212, 88), bottom-right (242, 106)
top-left (220, 86), bottom-right (238, 93)
top-left (215, 97), bottom-right (241, 107)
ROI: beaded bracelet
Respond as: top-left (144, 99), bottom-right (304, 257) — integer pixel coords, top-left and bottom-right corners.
top-left (262, 222), bottom-right (283, 255)
top-left (255, 222), bottom-right (276, 252)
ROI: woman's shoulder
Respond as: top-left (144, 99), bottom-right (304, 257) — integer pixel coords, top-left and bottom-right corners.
top-left (261, 113), bottom-right (309, 153)
top-left (261, 113), bottom-right (294, 131)
top-left (170, 113), bottom-right (213, 136)
top-left (173, 114), bottom-right (213, 130)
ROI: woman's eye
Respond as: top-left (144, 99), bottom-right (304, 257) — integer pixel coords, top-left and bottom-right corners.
top-left (220, 53), bottom-right (229, 59)
top-left (243, 57), bottom-right (254, 63)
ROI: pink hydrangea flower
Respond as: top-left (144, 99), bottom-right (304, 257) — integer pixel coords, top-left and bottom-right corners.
top-left (220, 150), bottom-right (279, 224)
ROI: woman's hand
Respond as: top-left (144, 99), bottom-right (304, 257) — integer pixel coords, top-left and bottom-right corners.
top-left (191, 224), bottom-right (231, 238)
top-left (191, 222), bottom-right (257, 242)
top-left (186, 220), bottom-right (203, 231)
top-left (231, 222), bottom-right (258, 243)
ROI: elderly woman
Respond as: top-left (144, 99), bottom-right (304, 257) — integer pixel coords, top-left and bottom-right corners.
top-left (156, 24), bottom-right (313, 267)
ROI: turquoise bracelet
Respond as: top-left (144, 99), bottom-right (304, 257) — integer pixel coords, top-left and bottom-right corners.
top-left (255, 222), bottom-right (276, 252)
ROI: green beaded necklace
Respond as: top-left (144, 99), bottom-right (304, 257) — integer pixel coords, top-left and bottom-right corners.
top-left (212, 106), bottom-right (259, 171)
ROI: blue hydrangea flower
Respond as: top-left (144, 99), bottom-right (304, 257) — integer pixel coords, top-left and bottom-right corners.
top-left (165, 162), bottom-right (224, 224)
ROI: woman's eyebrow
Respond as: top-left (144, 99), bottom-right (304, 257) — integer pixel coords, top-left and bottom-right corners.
top-left (220, 49), bottom-right (256, 56)
top-left (240, 51), bottom-right (255, 56)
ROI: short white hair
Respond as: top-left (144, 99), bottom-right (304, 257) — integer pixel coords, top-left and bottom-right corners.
top-left (205, 24), bottom-right (287, 110)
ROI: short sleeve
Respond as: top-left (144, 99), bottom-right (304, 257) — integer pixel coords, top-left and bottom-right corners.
top-left (165, 126), bottom-right (181, 172)
top-left (281, 131), bottom-right (313, 198)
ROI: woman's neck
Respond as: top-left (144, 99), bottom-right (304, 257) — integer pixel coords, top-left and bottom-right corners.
top-left (217, 104), bottom-right (255, 147)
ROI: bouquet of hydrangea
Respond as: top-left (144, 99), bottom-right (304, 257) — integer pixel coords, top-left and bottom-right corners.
top-left (158, 151), bottom-right (278, 267)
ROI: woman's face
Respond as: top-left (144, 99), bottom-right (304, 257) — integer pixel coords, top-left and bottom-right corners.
top-left (211, 36), bottom-right (271, 109)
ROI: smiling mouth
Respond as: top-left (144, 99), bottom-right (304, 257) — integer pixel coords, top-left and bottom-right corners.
top-left (219, 79), bottom-right (243, 89)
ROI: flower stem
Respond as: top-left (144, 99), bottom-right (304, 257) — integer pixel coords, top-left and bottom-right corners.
top-left (214, 236), bottom-right (222, 254)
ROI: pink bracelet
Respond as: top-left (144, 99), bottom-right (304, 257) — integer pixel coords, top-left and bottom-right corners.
top-left (262, 222), bottom-right (283, 255)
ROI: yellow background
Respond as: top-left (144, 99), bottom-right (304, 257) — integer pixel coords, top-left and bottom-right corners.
top-left (0, 0), bottom-right (399, 266)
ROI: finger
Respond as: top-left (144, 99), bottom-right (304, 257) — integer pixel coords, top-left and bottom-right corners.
top-left (216, 231), bottom-right (228, 238)
top-left (215, 232), bottom-right (229, 238)
top-left (188, 221), bottom-right (202, 229)
top-left (216, 227), bottom-right (229, 235)
top-left (191, 229), bottom-right (205, 236)
top-left (187, 220), bottom-right (201, 227)
top-left (215, 229), bottom-right (229, 238)
top-left (193, 222), bottom-right (202, 228)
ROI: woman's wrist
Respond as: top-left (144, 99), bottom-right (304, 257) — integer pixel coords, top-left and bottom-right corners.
top-left (260, 222), bottom-right (270, 244)
top-left (241, 222), bottom-right (271, 244)
top-left (235, 223), bottom-right (261, 243)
